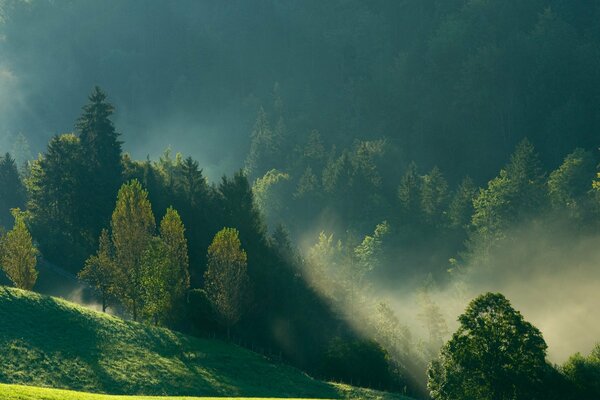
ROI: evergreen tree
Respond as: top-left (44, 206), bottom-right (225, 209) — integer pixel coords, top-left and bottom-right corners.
top-left (0, 209), bottom-right (38, 290)
top-left (245, 106), bottom-right (282, 179)
top-left (548, 148), bottom-right (595, 218)
top-left (25, 134), bottom-right (88, 268)
top-left (203, 227), bottom-right (250, 339)
top-left (470, 139), bottom-right (546, 254)
top-left (178, 156), bottom-right (207, 207)
top-left (219, 171), bottom-right (266, 246)
top-left (0, 153), bottom-right (25, 228)
top-left (76, 86), bottom-right (124, 244)
top-left (447, 176), bottom-right (477, 229)
top-left (398, 162), bottom-right (421, 223)
top-left (111, 180), bottom-right (156, 321)
top-left (420, 166), bottom-right (449, 225)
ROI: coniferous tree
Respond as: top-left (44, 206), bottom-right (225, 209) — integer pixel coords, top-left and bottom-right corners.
top-left (420, 166), bottom-right (449, 225)
top-left (26, 134), bottom-right (87, 268)
top-left (0, 153), bottom-right (25, 228)
top-left (548, 148), bottom-right (595, 218)
top-left (398, 162), bottom-right (421, 224)
top-left (447, 176), bottom-right (477, 229)
top-left (0, 209), bottom-right (38, 290)
top-left (76, 86), bottom-right (124, 245)
top-left (245, 106), bottom-right (281, 179)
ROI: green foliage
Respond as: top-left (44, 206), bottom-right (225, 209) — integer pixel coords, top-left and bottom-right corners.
top-left (26, 134), bottom-right (88, 269)
top-left (158, 207), bottom-right (190, 322)
top-left (420, 167), bottom-right (448, 225)
top-left (428, 292), bottom-right (548, 400)
top-left (470, 139), bottom-right (546, 258)
top-left (397, 162), bottom-right (421, 223)
top-left (562, 344), bottom-right (600, 399)
top-left (0, 153), bottom-right (25, 229)
top-left (245, 107), bottom-right (285, 180)
top-left (548, 148), bottom-right (595, 218)
top-left (139, 237), bottom-right (172, 325)
top-left (78, 229), bottom-right (117, 312)
top-left (203, 228), bottom-right (250, 337)
top-left (0, 209), bottom-right (38, 290)
top-left (252, 169), bottom-right (290, 227)
top-left (111, 180), bottom-right (156, 321)
top-left (447, 177), bottom-right (476, 229)
top-left (321, 337), bottom-right (395, 390)
top-left (76, 87), bottom-right (123, 233)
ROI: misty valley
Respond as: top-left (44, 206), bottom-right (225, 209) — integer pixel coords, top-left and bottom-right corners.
top-left (1, 1), bottom-right (600, 400)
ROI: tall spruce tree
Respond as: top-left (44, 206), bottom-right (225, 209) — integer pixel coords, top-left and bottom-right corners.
top-left (76, 86), bottom-right (123, 245)
top-left (0, 153), bottom-right (25, 229)
top-left (26, 134), bottom-right (87, 268)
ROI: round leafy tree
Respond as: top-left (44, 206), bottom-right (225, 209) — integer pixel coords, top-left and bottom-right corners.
top-left (428, 292), bottom-right (548, 400)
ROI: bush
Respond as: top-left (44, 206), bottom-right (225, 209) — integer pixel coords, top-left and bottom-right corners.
top-left (320, 337), bottom-right (395, 390)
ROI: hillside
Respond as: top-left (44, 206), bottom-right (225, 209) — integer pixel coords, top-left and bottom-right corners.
top-left (0, 286), bottom-right (410, 400)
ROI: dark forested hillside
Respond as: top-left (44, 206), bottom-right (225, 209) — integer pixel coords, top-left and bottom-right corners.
top-left (3, 1), bottom-right (600, 181)
top-left (1, 1), bottom-right (600, 399)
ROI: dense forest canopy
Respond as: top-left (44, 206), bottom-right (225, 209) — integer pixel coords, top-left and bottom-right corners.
top-left (1, 1), bottom-right (600, 399)
top-left (2, 0), bottom-right (600, 180)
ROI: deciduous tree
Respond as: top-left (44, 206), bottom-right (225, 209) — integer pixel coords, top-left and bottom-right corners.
top-left (0, 209), bottom-right (38, 290)
top-left (204, 227), bottom-right (250, 339)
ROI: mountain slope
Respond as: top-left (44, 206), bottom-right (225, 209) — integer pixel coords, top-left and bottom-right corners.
top-left (0, 286), bottom-right (410, 399)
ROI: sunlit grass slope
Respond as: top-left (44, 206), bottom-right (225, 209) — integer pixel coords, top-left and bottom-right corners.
top-left (0, 287), bottom-right (410, 399)
top-left (0, 382), bottom-right (391, 400)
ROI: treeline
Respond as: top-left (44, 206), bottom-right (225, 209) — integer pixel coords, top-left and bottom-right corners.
top-left (245, 83), bottom-right (600, 398)
top-left (0, 88), bottom-right (410, 393)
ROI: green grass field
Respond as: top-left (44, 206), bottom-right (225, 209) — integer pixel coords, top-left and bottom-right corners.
top-left (0, 382), bottom-right (397, 400)
top-left (0, 287), bottom-right (411, 399)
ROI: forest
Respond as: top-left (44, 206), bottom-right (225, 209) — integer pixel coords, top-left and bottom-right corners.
top-left (1, 1), bottom-right (600, 400)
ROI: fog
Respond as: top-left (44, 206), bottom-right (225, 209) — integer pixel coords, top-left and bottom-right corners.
top-left (377, 219), bottom-right (600, 364)
top-left (2, 0), bottom-right (599, 375)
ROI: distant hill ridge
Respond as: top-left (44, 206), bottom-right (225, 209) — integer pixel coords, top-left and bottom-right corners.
top-left (0, 286), bottom-right (409, 400)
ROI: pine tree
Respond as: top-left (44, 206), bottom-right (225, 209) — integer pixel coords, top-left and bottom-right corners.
top-left (398, 162), bottom-right (421, 223)
top-left (25, 134), bottom-right (87, 268)
top-left (0, 153), bottom-right (25, 228)
top-left (420, 166), bottom-right (449, 225)
top-left (245, 106), bottom-right (283, 179)
top-left (76, 86), bottom-right (123, 244)
top-left (203, 227), bottom-right (250, 339)
top-left (178, 156), bottom-right (207, 206)
top-left (0, 209), bottom-right (38, 290)
top-left (111, 180), bottom-right (156, 321)
top-left (447, 176), bottom-right (477, 229)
